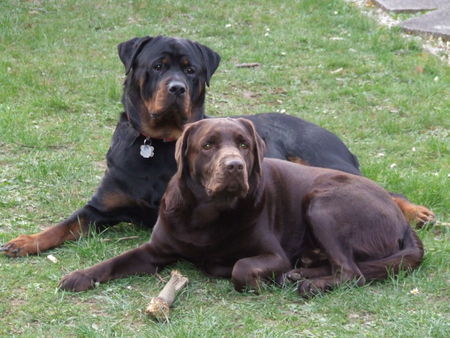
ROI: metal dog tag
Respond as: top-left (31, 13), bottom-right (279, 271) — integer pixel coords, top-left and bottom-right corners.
top-left (140, 139), bottom-right (154, 158)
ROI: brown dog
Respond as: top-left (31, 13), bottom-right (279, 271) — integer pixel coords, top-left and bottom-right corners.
top-left (59, 118), bottom-right (423, 297)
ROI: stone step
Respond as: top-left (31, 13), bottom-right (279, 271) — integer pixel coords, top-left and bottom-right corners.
top-left (400, 7), bottom-right (450, 40)
top-left (373, 0), bottom-right (450, 13)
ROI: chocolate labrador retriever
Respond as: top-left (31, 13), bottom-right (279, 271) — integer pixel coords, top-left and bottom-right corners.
top-left (59, 118), bottom-right (423, 297)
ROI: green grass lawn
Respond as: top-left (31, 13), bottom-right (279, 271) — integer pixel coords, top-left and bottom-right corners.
top-left (1, 0), bottom-right (449, 336)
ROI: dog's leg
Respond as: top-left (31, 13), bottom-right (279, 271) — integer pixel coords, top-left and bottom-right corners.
top-left (231, 252), bottom-right (291, 292)
top-left (287, 265), bottom-right (332, 280)
top-left (0, 208), bottom-right (90, 257)
top-left (299, 206), bottom-right (366, 297)
top-left (289, 263), bottom-right (362, 297)
top-left (391, 194), bottom-right (435, 227)
top-left (1, 188), bottom-right (155, 257)
top-left (59, 242), bottom-right (173, 292)
top-left (296, 264), bottom-right (365, 298)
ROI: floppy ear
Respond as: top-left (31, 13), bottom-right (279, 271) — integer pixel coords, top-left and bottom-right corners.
top-left (174, 121), bottom-right (198, 178)
top-left (236, 118), bottom-right (266, 176)
top-left (117, 36), bottom-right (153, 75)
top-left (164, 122), bottom-right (198, 213)
top-left (194, 42), bottom-right (221, 86)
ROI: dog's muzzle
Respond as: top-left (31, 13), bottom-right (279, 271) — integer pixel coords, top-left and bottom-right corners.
top-left (206, 155), bottom-right (249, 198)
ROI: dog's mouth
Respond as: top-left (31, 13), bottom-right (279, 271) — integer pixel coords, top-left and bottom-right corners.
top-left (147, 96), bottom-right (190, 121)
top-left (205, 177), bottom-right (249, 199)
top-left (149, 112), bottom-right (164, 120)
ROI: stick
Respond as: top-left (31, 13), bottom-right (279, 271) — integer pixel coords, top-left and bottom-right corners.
top-left (100, 236), bottom-right (140, 243)
top-left (145, 270), bottom-right (189, 321)
top-left (235, 62), bottom-right (261, 68)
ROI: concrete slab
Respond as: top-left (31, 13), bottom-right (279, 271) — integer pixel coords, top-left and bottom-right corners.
top-left (400, 8), bottom-right (450, 39)
top-left (373, 0), bottom-right (450, 13)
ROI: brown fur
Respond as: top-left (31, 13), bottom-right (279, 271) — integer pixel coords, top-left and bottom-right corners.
top-left (287, 156), bottom-right (310, 166)
top-left (3, 219), bottom-right (85, 257)
top-left (392, 196), bottom-right (435, 227)
top-left (59, 118), bottom-right (423, 297)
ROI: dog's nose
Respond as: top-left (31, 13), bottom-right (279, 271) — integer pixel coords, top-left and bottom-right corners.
top-left (168, 81), bottom-right (186, 96)
top-left (225, 159), bottom-right (244, 173)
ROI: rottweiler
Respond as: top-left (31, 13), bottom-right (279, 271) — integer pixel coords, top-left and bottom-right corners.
top-left (1, 36), bottom-right (433, 257)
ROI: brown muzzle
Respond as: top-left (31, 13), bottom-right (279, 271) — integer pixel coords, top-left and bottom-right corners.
top-left (205, 151), bottom-right (249, 198)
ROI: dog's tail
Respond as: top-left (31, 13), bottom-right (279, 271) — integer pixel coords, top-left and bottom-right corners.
top-left (357, 226), bottom-right (424, 281)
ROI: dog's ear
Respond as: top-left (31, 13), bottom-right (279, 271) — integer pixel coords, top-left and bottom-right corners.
top-left (174, 121), bottom-right (198, 177)
top-left (117, 36), bottom-right (153, 75)
top-left (236, 118), bottom-right (266, 176)
top-left (164, 123), bottom-right (197, 213)
top-left (194, 42), bottom-right (221, 86)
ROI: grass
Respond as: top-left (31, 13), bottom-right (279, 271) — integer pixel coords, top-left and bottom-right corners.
top-left (0, 0), bottom-right (449, 336)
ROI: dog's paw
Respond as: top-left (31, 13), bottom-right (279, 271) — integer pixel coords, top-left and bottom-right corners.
top-left (285, 269), bottom-right (304, 282)
top-left (59, 270), bottom-right (96, 292)
top-left (413, 205), bottom-right (435, 228)
top-left (0, 235), bottom-right (39, 257)
top-left (398, 201), bottom-right (435, 228)
top-left (297, 279), bottom-right (323, 298)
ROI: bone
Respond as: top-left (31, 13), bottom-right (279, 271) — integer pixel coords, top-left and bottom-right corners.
top-left (145, 270), bottom-right (189, 321)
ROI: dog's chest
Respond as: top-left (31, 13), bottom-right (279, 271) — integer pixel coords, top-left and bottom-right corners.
top-left (177, 229), bottom-right (255, 269)
top-left (173, 211), bottom-right (255, 259)
top-left (104, 119), bottom-right (178, 206)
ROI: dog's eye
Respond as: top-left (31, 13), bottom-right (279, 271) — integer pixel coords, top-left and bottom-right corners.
top-left (153, 63), bottom-right (163, 71)
top-left (202, 143), bottom-right (212, 150)
top-left (239, 142), bottom-right (249, 149)
top-left (185, 67), bottom-right (195, 75)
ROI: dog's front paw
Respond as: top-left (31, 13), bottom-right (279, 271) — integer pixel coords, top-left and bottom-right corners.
top-left (59, 270), bottom-right (96, 292)
top-left (0, 235), bottom-right (39, 257)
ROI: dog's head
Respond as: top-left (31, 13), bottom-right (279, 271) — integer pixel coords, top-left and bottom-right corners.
top-left (174, 118), bottom-right (265, 203)
top-left (118, 36), bottom-right (220, 140)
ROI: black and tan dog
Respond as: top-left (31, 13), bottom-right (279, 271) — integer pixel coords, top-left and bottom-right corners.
top-left (59, 118), bottom-right (424, 297)
top-left (1, 36), bottom-right (433, 257)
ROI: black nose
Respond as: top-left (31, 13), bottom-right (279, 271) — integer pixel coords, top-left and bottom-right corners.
top-left (225, 159), bottom-right (244, 173)
top-left (168, 81), bottom-right (186, 96)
